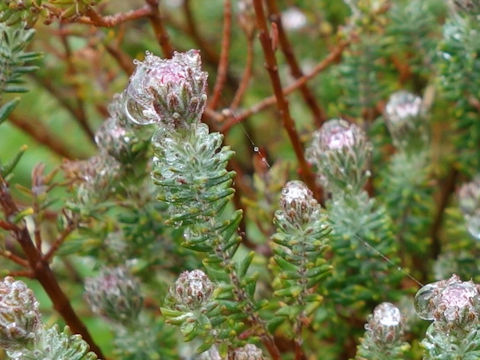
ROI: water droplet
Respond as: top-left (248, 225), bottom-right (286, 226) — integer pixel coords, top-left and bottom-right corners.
top-left (414, 283), bottom-right (438, 320)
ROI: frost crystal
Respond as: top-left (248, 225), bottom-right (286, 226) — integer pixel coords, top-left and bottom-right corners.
top-left (0, 277), bottom-right (41, 350)
top-left (125, 50), bottom-right (208, 129)
top-left (173, 270), bottom-right (215, 310)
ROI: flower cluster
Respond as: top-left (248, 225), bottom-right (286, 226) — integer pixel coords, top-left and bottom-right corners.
top-left (279, 180), bottom-right (320, 225)
top-left (415, 274), bottom-right (480, 331)
top-left (233, 344), bottom-right (264, 360)
top-left (365, 302), bottom-right (404, 345)
top-left (84, 267), bottom-right (143, 325)
top-left (384, 90), bottom-right (428, 151)
top-left (306, 119), bottom-right (372, 193)
top-left (125, 50), bottom-right (208, 129)
top-left (95, 93), bottom-right (151, 164)
top-left (172, 270), bottom-right (215, 311)
top-left (0, 277), bottom-right (41, 350)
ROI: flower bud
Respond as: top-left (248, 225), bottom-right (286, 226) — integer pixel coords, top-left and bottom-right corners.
top-left (172, 270), bottom-right (214, 310)
top-left (84, 267), bottom-right (143, 324)
top-left (0, 277), bottom-right (41, 350)
top-left (415, 275), bottom-right (480, 331)
top-left (278, 180), bottom-right (320, 225)
top-left (306, 119), bottom-right (372, 193)
top-left (95, 93), bottom-right (151, 163)
top-left (458, 177), bottom-right (480, 239)
top-left (233, 344), bottom-right (264, 360)
top-left (125, 50), bottom-right (208, 129)
top-left (365, 302), bottom-right (404, 345)
top-left (385, 91), bottom-right (428, 151)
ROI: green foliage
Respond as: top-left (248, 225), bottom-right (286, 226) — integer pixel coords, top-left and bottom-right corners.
top-left (271, 181), bottom-right (331, 324)
top-left (10, 326), bottom-right (98, 360)
top-left (0, 21), bottom-right (41, 123)
top-left (1, 1), bottom-right (480, 359)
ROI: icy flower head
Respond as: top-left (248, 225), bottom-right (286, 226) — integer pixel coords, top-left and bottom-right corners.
top-left (172, 270), bottom-right (215, 310)
top-left (458, 177), bottom-right (480, 239)
top-left (415, 275), bottom-right (480, 330)
top-left (306, 119), bottom-right (372, 193)
top-left (385, 91), bottom-right (428, 150)
top-left (233, 344), bottom-right (264, 360)
top-left (125, 50), bottom-right (208, 129)
top-left (84, 267), bottom-right (143, 324)
top-left (95, 93), bottom-right (151, 163)
top-left (0, 277), bottom-right (41, 350)
top-left (278, 180), bottom-right (320, 225)
top-left (365, 303), bottom-right (404, 344)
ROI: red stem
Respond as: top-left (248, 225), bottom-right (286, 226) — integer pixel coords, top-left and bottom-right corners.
top-left (208, 0), bottom-right (232, 110)
top-left (0, 176), bottom-right (104, 359)
top-left (265, 0), bottom-right (327, 128)
top-left (252, 0), bottom-right (322, 200)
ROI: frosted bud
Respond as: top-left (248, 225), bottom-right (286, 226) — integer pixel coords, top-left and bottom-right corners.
top-left (281, 7), bottom-right (307, 31)
top-left (279, 180), bottom-right (319, 225)
top-left (385, 91), bottom-right (428, 151)
top-left (233, 344), bottom-right (264, 360)
top-left (0, 277), bottom-right (41, 350)
top-left (125, 50), bottom-right (208, 129)
top-left (172, 270), bottom-right (215, 310)
top-left (365, 303), bottom-right (404, 344)
top-left (84, 267), bottom-right (143, 324)
top-left (458, 177), bottom-right (480, 239)
top-left (306, 119), bottom-right (372, 193)
top-left (95, 93), bottom-right (151, 163)
top-left (415, 275), bottom-right (480, 330)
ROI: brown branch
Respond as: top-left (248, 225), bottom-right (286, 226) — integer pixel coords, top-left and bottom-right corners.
top-left (145, 0), bottom-right (174, 58)
top-left (251, 0), bottom-right (324, 201)
top-left (59, 28), bottom-right (95, 142)
top-left (208, 0), bottom-right (232, 110)
top-left (82, 5), bottom-right (152, 27)
top-left (183, 0), bottom-right (219, 65)
top-left (0, 176), bottom-right (104, 359)
top-left (44, 218), bottom-right (78, 262)
top-left (104, 42), bottom-right (135, 76)
top-left (265, 0), bottom-right (326, 128)
top-left (431, 167), bottom-right (459, 260)
top-left (7, 270), bottom-right (34, 278)
top-left (231, 33), bottom-right (255, 110)
top-left (220, 40), bottom-right (348, 132)
top-left (0, 250), bottom-right (29, 267)
top-left (31, 74), bottom-right (95, 143)
top-left (9, 114), bottom-right (79, 159)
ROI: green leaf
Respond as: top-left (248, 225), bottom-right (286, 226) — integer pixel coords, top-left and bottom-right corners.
top-left (0, 97), bottom-right (20, 124)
